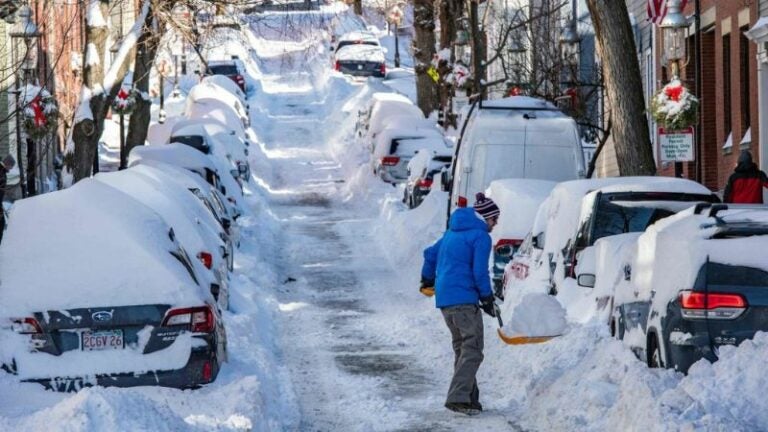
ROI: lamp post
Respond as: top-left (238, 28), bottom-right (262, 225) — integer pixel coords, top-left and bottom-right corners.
top-left (387, 5), bottom-right (403, 68)
top-left (10, 6), bottom-right (41, 197)
top-left (110, 41), bottom-right (127, 170)
top-left (156, 60), bottom-right (171, 124)
top-left (659, 0), bottom-right (690, 178)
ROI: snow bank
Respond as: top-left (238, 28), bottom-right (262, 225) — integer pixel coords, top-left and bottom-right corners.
top-left (486, 179), bottom-right (556, 244)
top-left (506, 293), bottom-right (567, 337)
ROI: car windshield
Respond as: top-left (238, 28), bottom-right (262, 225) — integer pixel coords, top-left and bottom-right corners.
top-left (207, 64), bottom-right (239, 75)
top-left (170, 135), bottom-right (209, 154)
top-left (590, 194), bottom-right (713, 244)
top-left (338, 40), bottom-right (378, 49)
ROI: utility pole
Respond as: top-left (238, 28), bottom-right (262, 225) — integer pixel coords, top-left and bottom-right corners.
top-left (469, 0), bottom-right (484, 99)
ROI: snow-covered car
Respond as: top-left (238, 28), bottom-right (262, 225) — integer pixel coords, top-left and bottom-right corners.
top-left (612, 204), bottom-right (768, 373)
top-left (485, 179), bottom-right (557, 298)
top-left (186, 82), bottom-right (250, 129)
top-left (0, 180), bottom-right (227, 391)
top-left (356, 93), bottom-right (425, 148)
top-left (170, 119), bottom-right (251, 183)
top-left (201, 75), bottom-right (249, 109)
top-left (372, 129), bottom-right (448, 184)
top-left (95, 167), bottom-right (232, 310)
top-left (334, 44), bottom-right (386, 78)
top-left (332, 30), bottom-right (380, 53)
top-left (403, 148), bottom-right (452, 209)
top-left (204, 59), bottom-right (247, 92)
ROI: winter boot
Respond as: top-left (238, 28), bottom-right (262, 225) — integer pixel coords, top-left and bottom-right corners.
top-left (445, 402), bottom-right (481, 416)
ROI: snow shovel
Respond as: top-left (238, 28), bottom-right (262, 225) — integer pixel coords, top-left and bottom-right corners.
top-left (493, 303), bottom-right (561, 345)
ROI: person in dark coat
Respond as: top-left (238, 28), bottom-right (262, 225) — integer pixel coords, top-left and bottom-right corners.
top-left (723, 150), bottom-right (768, 204)
top-left (0, 155), bottom-right (16, 244)
top-left (420, 193), bottom-right (500, 416)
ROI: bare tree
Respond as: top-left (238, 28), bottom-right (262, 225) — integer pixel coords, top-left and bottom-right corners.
top-left (125, 2), bottom-right (160, 153)
top-left (586, 0), bottom-right (655, 176)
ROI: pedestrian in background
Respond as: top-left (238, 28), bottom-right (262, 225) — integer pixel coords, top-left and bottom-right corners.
top-left (723, 150), bottom-right (768, 204)
top-left (0, 155), bottom-right (16, 244)
top-left (420, 193), bottom-right (499, 416)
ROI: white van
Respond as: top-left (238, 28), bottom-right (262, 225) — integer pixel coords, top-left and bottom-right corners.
top-left (447, 96), bottom-right (586, 211)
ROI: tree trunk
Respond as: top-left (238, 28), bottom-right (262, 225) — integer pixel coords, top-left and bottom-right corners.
top-left (586, 0), bottom-right (655, 176)
top-left (70, 0), bottom-right (139, 182)
top-left (126, 4), bottom-right (158, 153)
top-left (353, 0), bottom-right (362, 15)
top-left (438, 0), bottom-right (458, 49)
top-left (413, 0), bottom-right (439, 115)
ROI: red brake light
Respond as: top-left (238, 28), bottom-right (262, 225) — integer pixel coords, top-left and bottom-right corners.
top-left (12, 317), bottom-right (42, 334)
top-left (457, 196), bottom-right (468, 208)
top-left (202, 360), bottom-right (213, 381)
top-left (417, 179), bottom-right (433, 188)
top-left (236, 75), bottom-right (244, 84)
top-left (197, 252), bottom-right (213, 269)
top-left (496, 239), bottom-right (523, 248)
top-left (334, 61), bottom-right (341, 71)
top-left (162, 306), bottom-right (215, 333)
top-left (381, 156), bottom-right (400, 166)
top-left (379, 63), bottom-right (386, 75)
top-left (680, 291), bottom-right (746, 309)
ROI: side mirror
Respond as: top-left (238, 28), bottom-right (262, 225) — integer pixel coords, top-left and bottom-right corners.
top-left (577, 274), bottom-right (596, 288)
top-left (495, 244), bottom-right (514, 258)
top-left (532, 233), bottom-right (544, 249)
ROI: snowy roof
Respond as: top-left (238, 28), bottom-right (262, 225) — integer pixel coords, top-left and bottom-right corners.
top-left (128, 143), bottom-right (218, 174)
top-left (335, 44), bottom-right (385, 62)
top-left (0, 180), bottom-right (208, 315)
top-left (201, 75), bottom-right (247, 103)
top-left (480, 96), bottom-right (559, 110)
top-left (591, 176), bottom-right (712, 196)
top-left (486, 179), bottom-right (557, 241)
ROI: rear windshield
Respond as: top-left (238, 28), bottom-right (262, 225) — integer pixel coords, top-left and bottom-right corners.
top-left (338, 40), bottom-right (378, 49)
top-left (700, 262), bottom-right (768, 287)
top-left (589, 192), bottom-right (715, 245)
top-left (170, 135), bottom-right (209, 154)
top-left (207, 65), bottom-right (239, 75)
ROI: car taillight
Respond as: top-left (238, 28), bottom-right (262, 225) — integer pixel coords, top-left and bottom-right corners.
top-left (235, 75), bottom-right (244, 84)
top-left (379, 63), bottom-right (386, 75)
top-left (417, 179), bottom-right (433, 189)
top-left (457, 196), bottom-right (468, 208)
top-left (334, 61), bottom-right (341, 71)
top-left (12, 317), bottom-right (42, 334)
top-left (163, 306), bottom-right (215, 333)
top-left (495, 239), bottom-right (523, 255)
top-left (202, 360), bottom-right (213, 381)
top-left (679, 291), bottom-right (747, 320)
top-left (381, 156), bottom-right (400, 166)
top-left (197, 251), bottom-right (213, 269)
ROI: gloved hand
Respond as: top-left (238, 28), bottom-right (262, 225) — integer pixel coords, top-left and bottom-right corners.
top-left (479, 295), bottom-right (496, 317)
top-left (419, 278), bottom-right (435, 297)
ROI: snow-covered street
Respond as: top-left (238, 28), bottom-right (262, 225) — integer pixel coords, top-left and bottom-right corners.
top-left (3, 5), bottom-right (768, 432)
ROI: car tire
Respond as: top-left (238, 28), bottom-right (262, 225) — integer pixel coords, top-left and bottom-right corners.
top-left (647, 333), bottom-right (663, 368)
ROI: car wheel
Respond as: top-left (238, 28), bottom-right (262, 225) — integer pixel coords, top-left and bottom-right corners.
top-left (647, 334), bottom-right (663, 368)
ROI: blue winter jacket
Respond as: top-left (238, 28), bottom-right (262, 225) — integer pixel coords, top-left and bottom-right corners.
top-left (421, 208), bottom-right (493, 308)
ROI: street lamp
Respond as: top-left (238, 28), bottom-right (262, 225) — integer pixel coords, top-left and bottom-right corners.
top-left (387, 4), bottom-right (403, 68)
top-left (109, 41), bottom-right (128, 170)
top-left (659, 0), bottom-right (689, 79)
top-left (10, 5), bottom-right (41, 197)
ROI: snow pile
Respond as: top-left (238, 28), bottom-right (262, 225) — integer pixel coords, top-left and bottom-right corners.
top-left (506, 293), bottom-right (567, 337)
top-left (485, 179), bottom-right (556, 244)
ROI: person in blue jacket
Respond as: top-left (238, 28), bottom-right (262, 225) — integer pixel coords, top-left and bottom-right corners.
top-left (421, 193), bottom-right (500, 416)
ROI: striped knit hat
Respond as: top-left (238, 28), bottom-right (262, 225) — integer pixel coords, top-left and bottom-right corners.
top-left (473, 193), bottom-right (500, 220)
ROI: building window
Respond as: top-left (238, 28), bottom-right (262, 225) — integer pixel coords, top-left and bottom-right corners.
top-left (723, 35), bottom-right (731, 137)
top-left (740, 27), bottom-right (751, 135)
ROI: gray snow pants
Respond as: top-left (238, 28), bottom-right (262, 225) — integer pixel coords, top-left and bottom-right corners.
top-left (441, 304), bottom-right (484, 405)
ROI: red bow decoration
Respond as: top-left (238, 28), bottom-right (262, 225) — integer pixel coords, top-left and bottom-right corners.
top-left (117, 87), bottom-right (129, 100)
top-left (30, 96), bottom-right (45, 128)
top-left (664, 85), bottom-right (683, 102)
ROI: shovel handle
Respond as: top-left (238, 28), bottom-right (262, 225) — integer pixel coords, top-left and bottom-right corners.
top-left (493, 303), bottom-right (503, 328)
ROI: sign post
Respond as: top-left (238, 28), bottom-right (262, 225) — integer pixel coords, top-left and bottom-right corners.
top-left (659, 127), bottom-right (695, 163)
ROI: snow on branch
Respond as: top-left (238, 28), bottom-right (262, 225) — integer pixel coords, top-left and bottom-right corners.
top-left (101, 0), bottom-right (151, 93)
top-left (86, 0), bottom-right (108, 28)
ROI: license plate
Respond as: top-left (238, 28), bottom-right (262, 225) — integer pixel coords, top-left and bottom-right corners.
top-left (81, 329), bottom-right (124, 351)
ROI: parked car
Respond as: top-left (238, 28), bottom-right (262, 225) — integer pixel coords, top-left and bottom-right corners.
top-left (204, 59), bottom-right (247, 92)
top-left (372, 128), bottom-right (447, 184)
top-left (612, 204), bottom-right (768, 373)
top-left (95, 168), bottom-right (232, 310)
top-left (404, 148), bottom-right (452, 208)
top-left (170, 119), bottom-right (251, 182)
top-left (334, 44), bottom-right (386, 78)
top-left (186, 81), bottom-right (250, 129)
top-left (0, 180), bottom-right (227, 390)
top-left (355, 92), bottom-right (417, 140)
top-left (201, 75), bottom-right (249, 109)
top-left (485, 179), bottom-right (556, 298)
top-left (445, 96), bottom-right (586, 214)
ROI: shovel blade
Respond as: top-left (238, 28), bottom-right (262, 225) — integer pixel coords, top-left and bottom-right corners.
top-left (497, 328), bottom-right (559, 345)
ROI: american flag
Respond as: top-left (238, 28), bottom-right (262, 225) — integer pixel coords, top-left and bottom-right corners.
top-left (647, 0), bottom-right (689, 24)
